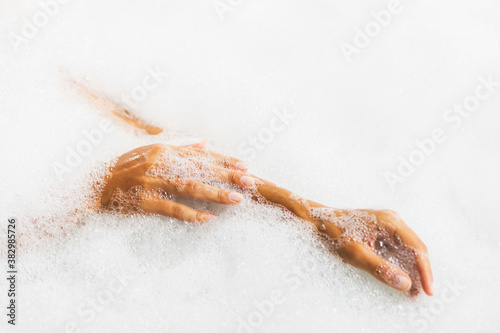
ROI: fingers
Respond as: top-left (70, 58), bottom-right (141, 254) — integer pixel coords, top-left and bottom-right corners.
top-left (211, 153), bottom-right (248, 172)
top-left (415, 249), bottom-right (433, 296)
top-left (337, 242), bottom-right (412, 292)
top-left (370, 210), bottom-right (434, 295)
top-left (147, 179), bottom-right (244, 205)
top-left (183, 140), bottom-right (208, 149)
top-left (176, 145), bottom-right (248, 172)
top-left (393, 227), bottom-right (433, 296)
top-left (196, 149), bottom-right (248, 172)
top-left (213, 166), bottom-right (255, 187)
top-left (140, 197), bottom-right (215, 223)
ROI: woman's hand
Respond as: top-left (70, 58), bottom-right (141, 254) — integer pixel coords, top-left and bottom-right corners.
top-left (311, 208), bottom-right (432, 295)
top-left (100, 142), bottom-right (255, 222)
top-left (251, 177), bottom-right (433, 295)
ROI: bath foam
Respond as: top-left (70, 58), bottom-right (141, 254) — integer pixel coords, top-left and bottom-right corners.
top-left (2, 0), bottom-right (499, 331)
top-left (9, 194), bottom-right (417, 333)
top-left (0, 76), bottom-right (436, 333)
top-left (8, 160), bottom-right (114, 252)
top-left (149, 147), bottom-right (213, 183)
top-left (5, 136), bottom-right (418, 331)
top-left (146, 145), bottom-right (234, 186)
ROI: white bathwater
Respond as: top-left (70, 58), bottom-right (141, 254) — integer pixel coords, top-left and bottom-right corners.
top-left (1, 0), bottom-right (500, 332)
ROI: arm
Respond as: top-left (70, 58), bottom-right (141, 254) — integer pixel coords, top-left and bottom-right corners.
top-left (251, 176), bottom-right (432, 295)
top-left (98, 143), bottom-right (432, 295)
top-left (75, 85), bottom-right (433, 295)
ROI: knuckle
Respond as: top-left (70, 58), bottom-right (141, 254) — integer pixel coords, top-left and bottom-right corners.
top-left (229, 170), bottom-right (240, 183)
top-left (172, 204), bottom-right (187, 218)
top-left (217, 189), bottom-right (228, 203)
top-left (195, 211), bottom-right (205, 222)
top-left (186, 181), bottom-right (201, 193)
top-left (227, 157), bottom-right (238, 168)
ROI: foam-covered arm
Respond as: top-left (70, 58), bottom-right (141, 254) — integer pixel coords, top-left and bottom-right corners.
top-left (251, 176), bottom-right (343, 239)
top-left (250, 175), bottom-right (433, 296)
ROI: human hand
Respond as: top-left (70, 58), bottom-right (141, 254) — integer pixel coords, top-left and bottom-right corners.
top-left (310, 208), bottom-right (432, 295)
top-left (99, 142), bottom-right (255, 222)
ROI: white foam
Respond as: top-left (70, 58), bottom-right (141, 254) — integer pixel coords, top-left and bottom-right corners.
top-left (1, 0), bottom-right (500, 332)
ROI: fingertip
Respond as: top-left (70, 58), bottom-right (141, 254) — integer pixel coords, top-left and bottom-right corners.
top-left (375, 261), bottom-right (412, 292)
top-left (204, 213), bottom-right (217, 223)
top-left (235, 161), bottom-right (248, 172)
top-left (422, 278), bottom-right (434, 296)
top-left (416, 254), bottom-right (434, 296)
top-left (392, 273), bottom-right (412, 292)
top-left (240, 175), bottom-right (254, 187)
top-left (190, 140), bottom-right (207, 149)
top-left (228, 191), bottom-right (243, 204)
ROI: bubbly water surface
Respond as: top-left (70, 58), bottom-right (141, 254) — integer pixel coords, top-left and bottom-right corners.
top-left (1, 0), bottom-right (500, 332)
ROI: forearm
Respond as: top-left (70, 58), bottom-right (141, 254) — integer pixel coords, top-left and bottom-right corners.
top-left (251, 175), bottom-right (344, 239)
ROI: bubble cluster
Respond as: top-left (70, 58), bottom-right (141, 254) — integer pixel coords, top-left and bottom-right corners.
top-left (309, 207), bottom-right (382, 246)
top-left (146, 145), bottom-right (222, 187)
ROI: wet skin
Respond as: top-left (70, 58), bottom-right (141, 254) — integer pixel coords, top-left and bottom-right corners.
top-left (83, 86), bottom-right (432, 295)
top-left (100, 142), bottom-right (433, 296)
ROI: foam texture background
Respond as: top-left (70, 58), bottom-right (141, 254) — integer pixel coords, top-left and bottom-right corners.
top-left (1, 0), bottom-right (500, 332)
